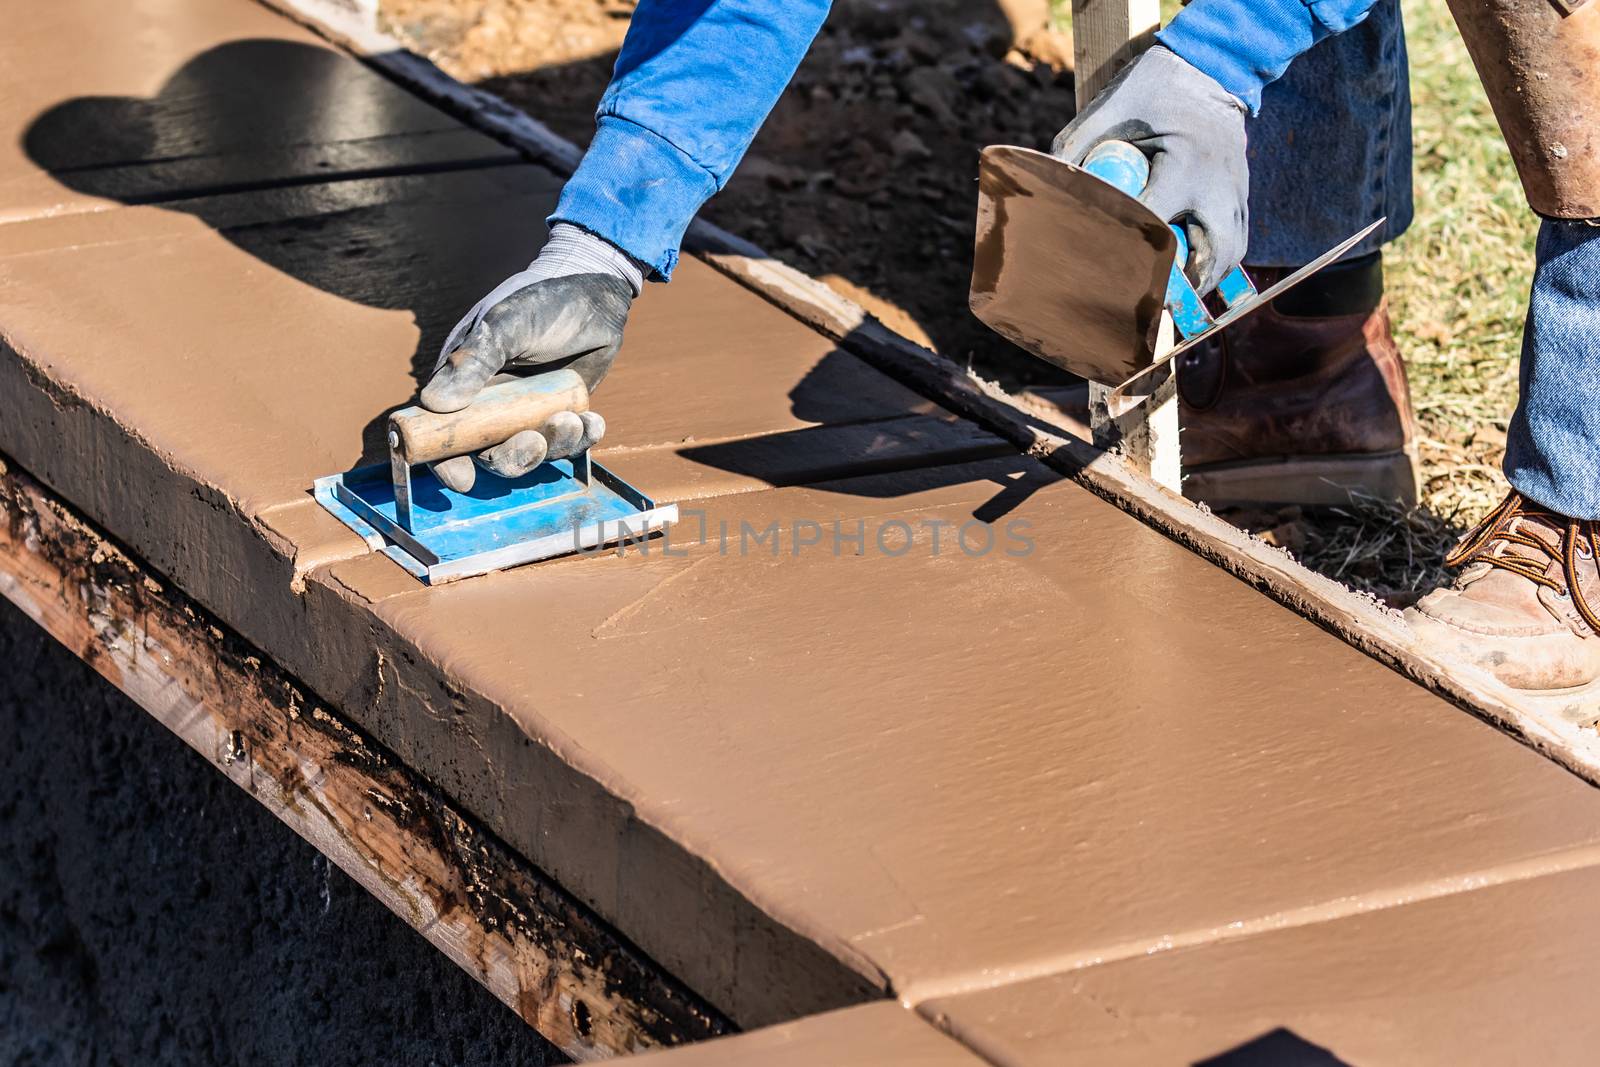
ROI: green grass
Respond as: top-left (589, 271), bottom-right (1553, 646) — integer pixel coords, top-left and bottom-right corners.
top-left (1296, 0), bottom-right (1535, 601)
top-left (1389, 0), bottom-right (1534, 521)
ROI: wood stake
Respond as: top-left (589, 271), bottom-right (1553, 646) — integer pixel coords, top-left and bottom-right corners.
top-left (1071, 0), bottom-right (1182, 493)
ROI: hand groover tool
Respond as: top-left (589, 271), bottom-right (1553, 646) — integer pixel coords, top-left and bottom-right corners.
top-left (970, 141), bottom-right (1383, 417)
top-left (314, 369), bottom-right (677, 584)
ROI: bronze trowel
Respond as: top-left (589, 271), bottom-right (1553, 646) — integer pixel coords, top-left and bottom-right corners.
top-left (970, 143), bottom-right (1381, 416)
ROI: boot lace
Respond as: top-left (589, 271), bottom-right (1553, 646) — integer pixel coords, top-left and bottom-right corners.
top-left (1446, 491), bottom-right (1600, 632)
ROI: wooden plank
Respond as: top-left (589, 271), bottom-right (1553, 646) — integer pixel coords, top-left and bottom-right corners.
top-left (1069, 0), bottom-right (1161, 102)
top-left (0, 451), bottom-right (732, 1062)
top-left (1071, 0), bottom-right (1180, 490)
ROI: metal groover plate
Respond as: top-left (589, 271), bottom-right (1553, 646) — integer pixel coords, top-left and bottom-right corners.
top-left (1104, 218), bottom-right (1386, 417)
top-left (970, 144), bottom-right (1177, 386)
top-left (314, 455), bottom-right (679, 584)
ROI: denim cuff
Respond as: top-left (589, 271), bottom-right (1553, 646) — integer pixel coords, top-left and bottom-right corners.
top-left (550, 115), bottom-right (719, 282)
top-left (1158, 0), bottom-right (1329, 114)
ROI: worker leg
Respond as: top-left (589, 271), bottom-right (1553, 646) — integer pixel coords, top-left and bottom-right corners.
top-left (1399, 6), bottom-right (1600, 690)
top-left (1504, 220), bottom-right (1600, 521)
top-left (1176, 0), bottom-right (1419, 510)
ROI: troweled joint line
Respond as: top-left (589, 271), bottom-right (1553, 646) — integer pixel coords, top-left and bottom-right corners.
top-left (899, 836), bottom-right (1600, 1007)
top-left (915, 855), bottom-right (1600, 1066)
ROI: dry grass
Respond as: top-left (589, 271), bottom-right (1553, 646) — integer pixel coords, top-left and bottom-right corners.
top-left (1293, 0), bottom-right (1534, 602)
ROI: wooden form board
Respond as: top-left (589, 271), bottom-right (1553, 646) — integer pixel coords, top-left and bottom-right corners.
top-left (0, 453), bottom-right (731, 1061)
top-left (7, 0), bottom-right (1600, 1062)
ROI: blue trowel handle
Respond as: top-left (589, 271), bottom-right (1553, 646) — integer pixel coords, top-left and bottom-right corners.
top-left (1080, 140), bottom-right (1255, 339)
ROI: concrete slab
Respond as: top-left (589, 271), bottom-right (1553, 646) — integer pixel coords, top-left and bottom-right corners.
top-left (8, 0), bottom-right (1600, 1049)
top-left (0, 165), bottom-right (1005, 624)
top-left (0, 0), bottom-right (516, 222)
top-left (290, 456), bottom-right (1600, 1025)
top-left (923, 861), bottom-right (1600, 1066)
top-left (623, 1004), bottom-right (985, 1066)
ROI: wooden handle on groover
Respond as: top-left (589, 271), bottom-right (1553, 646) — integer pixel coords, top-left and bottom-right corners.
top-left (388, 370), bottom-right (590, 465)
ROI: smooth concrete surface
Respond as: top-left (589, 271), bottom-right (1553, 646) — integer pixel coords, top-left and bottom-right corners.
top-left (0, 598), bottom-right (562, 1067)
top-left (308, 455), bottom-right (1600, 1020)
top-left (624, 1004), bottom-right (984, 1066)
top-left (8, 0), bottom-right (1600, 1051)
top-left (0, 165), bottom-right (1005, 746)
top-left (923, 861), bottom-right (1600, 1065)
top-left (0, 0), bottom-right (517, 223)
top-left (0, 167), bottom-right (991, 514)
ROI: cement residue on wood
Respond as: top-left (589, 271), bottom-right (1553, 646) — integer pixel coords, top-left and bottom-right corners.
top-left (0, 456), bottom-right (733, 1060)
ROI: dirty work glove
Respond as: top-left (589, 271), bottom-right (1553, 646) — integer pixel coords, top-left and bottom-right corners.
top-left (421, 223), bottom-right (644, 492)
top-left (1051, 44), bottom-right (1248, 295)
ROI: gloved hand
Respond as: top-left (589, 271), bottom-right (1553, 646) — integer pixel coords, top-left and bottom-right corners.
top-left (421, 223), bottom-right (644, 492)
top-left (1051, 44), bottom-right (1249, 294)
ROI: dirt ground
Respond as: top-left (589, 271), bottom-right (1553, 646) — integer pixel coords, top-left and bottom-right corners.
top-left (380, 0), bottom-right (1532, 605)
top-left (0, 599), bottom-right (562, 1067)
top-left (381, 0), bottom-right (1078, 381)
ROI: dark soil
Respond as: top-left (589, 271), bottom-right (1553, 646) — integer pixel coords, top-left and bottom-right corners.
top-left (381, 0), bottom-right (1079, 387)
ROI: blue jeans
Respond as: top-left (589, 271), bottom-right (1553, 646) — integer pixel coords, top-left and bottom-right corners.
top-left (1250, 0), bottom-right (1600, 519)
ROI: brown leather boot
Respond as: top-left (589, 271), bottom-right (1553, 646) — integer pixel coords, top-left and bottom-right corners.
top-left (1178, 254), bottom-right (1421, 508)
top-left (1406, 491), bottom-right (1600, 693)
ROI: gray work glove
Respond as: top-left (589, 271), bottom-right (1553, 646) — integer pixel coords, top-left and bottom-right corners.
top-left (1051, 44), bottom-right (1249, 294)
top-left (421, 223), bottom-right (644, 492)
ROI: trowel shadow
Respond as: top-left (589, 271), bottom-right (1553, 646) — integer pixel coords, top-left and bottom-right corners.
top-left (680, 346), bottom-right (1064, 522)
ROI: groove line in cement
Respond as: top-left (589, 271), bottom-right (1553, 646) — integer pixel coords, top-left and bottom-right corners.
top-left (901, 838), bottom-right (1600, 1007)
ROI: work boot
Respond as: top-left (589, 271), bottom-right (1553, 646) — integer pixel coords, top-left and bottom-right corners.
top-left (1406, 491), bottom-right (1600, 693)
top-left (1177, 253), bottom-right (1420, 508)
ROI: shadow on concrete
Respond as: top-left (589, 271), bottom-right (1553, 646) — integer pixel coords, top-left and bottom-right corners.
top-left (1194, 1028), bottom-right (1355, 1066)
top-left (24, 29), bottom-right (1063, 521)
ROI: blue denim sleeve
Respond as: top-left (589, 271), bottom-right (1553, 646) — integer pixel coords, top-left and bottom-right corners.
top-left (550, 0), bottom-right (832, 280)
top-left (1156, 0), bottom-right (1379, 113)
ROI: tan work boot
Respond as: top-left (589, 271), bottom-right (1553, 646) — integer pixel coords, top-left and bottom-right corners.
top-left (1406, 491), bottom-right (1600, 693)
top-left (1178, 256), bottom-right (1421, 508)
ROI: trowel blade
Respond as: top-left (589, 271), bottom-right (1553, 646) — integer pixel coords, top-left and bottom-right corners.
top-left (1103, 217), bottom-right (1387, 418)
top-left (971, 145), bottom-right (1178, 386)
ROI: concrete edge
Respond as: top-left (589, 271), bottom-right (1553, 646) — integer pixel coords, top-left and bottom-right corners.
top-left (0, 451), bottom-right (734, 1062)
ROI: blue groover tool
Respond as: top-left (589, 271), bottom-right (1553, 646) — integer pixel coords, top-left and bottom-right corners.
top-left (314, 370), bottom-right (678, 584)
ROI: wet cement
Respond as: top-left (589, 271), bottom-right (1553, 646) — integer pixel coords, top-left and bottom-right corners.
top-left (624, 1004), bottom-right (983, 1066)
top-left (321, 454), bottom-right (1600, 1016)
top-left (0, 0), bottom-right (516, 221)
top-left (0, 598), bottom-right (562, 1066)
top-left (925, 858), bottom-right (1600, 1065)
top-left (7, 0), bottom-right (1600, 1046)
